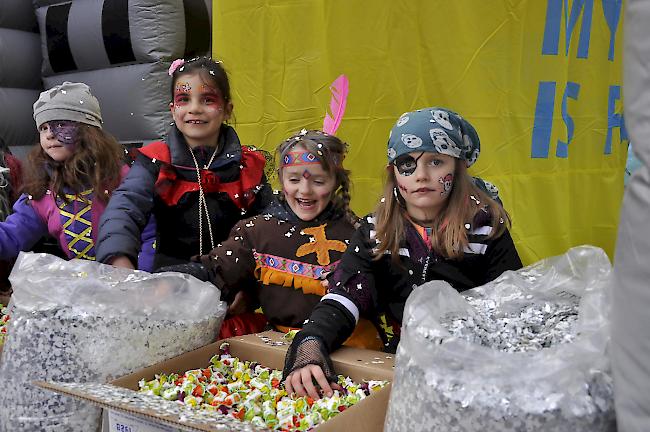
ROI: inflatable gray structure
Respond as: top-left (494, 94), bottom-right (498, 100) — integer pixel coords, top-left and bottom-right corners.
top-left (0, 0), bottom-right (42, 159)
top-left (33, 0), bottom-right (211, 148)
top-left (1, 0), bottom-right (211, 159)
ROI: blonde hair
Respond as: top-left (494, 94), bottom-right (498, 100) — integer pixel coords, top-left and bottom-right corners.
top-left (373, 159), bottom-right (510, 262)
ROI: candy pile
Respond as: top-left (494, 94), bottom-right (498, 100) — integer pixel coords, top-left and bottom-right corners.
top-left (441, 297), bottom-right (579, 352)
top-left (139, 343), bottom-right (387, 431)
top-left (0, 303), bottom-right (8, 347)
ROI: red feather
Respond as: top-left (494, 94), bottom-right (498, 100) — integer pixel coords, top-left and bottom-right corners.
top-left (323, 74), bottom-right (349, 135)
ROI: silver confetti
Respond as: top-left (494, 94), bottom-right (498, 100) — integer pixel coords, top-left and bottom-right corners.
top-left (386, 249), bottom-right (615, 432)
top-left (0, 254), bottom-right (226, 430)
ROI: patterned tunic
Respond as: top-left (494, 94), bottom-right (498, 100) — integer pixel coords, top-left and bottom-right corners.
top-left (206, 201), bottom-right (354, 330)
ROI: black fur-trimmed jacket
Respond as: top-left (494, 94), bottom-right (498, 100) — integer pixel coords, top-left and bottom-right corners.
top-left (97, 125), bottom-right (272, 270)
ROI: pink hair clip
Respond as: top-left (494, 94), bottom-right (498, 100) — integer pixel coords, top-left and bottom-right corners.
top-left (168, 59), bottom-right (185, 76)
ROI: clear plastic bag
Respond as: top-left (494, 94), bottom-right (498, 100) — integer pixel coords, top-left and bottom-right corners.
top-left (385, 246), bottom-right (615, 432)
top-left (0, 252), bottom-right (226, 431)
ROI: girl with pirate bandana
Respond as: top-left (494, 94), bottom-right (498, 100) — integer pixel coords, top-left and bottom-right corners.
top-left (283, 107), bottom-right (522, 400)
top-left (0, 82), bottom-right (154, 269)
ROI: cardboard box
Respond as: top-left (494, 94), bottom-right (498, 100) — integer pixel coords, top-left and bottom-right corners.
top-left (37, 331), bottom-right (394, 432)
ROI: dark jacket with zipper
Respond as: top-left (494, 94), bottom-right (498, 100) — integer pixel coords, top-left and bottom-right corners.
top-left (97, 125), bottom-right (272, 270)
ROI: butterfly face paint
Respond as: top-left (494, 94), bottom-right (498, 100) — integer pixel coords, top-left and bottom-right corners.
top-left (48, 121), bottom-right (79, 146)
top-left (39, 121), bottom-right (78, 162)
top-left (173, 82), bottom-right (224, 110)
top-left (170, 73), bottom-right (230, 148)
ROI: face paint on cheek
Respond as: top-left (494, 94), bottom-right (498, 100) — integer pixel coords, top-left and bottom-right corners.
top-left (173, 82), bottom-right (192, 107)
top-left (201, 87), bottom-right (225, 112)
top-left (397, 183), bottom-right (408, 194)
top-left (438, 173), bottom-right (454, 196)
top-left (49, 121), bottom-right (79, 147)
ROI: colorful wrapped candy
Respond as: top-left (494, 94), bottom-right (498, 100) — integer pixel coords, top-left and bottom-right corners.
top-left (139, 342), bottom-right (388, 431)
top-left (0, 303), bottom-right (8, 347)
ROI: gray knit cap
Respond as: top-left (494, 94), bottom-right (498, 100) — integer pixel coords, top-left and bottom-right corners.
top-left (33, 82), bottom-right (103, 129)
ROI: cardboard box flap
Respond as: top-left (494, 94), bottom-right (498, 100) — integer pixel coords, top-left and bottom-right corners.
top-left (34, 381), bottom-right (267, 432)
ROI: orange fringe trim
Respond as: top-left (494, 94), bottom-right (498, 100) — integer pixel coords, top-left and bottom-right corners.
top-left (257, 267), bottom-right (326, 296)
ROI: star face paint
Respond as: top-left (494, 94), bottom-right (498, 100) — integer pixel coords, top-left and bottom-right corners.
top-left (281, 146), bottom-right (336, 221)
top-left (174, 81), bottom-right (192, 101)
top-left (393, 152), bottom-right (457, 221)
top-left (170, 73), bottom-right (231, 148)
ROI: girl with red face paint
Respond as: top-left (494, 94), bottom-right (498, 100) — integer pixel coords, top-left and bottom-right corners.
top-left (0, 82), bottom-right (155, 269)
top-left (283, 107), bottom-right (523, 401)
top-left (97, 57), bottom-right (273, 270)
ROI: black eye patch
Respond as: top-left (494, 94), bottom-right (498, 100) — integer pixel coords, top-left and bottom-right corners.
top-left (394, 152), bottom-right (425, 176)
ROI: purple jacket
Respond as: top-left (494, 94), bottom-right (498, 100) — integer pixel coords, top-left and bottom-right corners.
top-left (0, 169), bottom-right (155, 271)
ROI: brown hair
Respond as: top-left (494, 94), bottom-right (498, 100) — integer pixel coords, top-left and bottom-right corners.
top-left (374, 159), bottom-right (510, 262)
top-left (276, 130), bottom-right (356, 224)
top-left (169, 57), bottom-right (233, 119)
top-left (22, 125), bottom-right (124, 203)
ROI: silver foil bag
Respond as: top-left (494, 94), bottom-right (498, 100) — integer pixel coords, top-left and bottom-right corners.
top-left (0, 252), bottom-right (226, 431)
top-left (385, 246), bottom-right (615, 432)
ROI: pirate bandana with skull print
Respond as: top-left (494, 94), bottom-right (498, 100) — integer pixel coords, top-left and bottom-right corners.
top-left (386, 107), bottom-right (481, 167)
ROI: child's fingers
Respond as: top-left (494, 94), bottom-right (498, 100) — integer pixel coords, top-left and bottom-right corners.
top-left (308, 365), bottom-right (334, 399)
top-left (301, 367), bottom-right (324, 400)
top-left (287, 372), bottom-right (306, 396)
top-left (285, 366), bottom-right (337, 400)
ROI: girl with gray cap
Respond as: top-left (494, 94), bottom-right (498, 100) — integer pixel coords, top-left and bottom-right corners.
top-left (0, 82), bottom-right (154, 269)
top-left (283, 107), bottom-right (523, 399)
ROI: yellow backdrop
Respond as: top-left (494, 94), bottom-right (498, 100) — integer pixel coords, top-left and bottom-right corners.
top-left (213, 0), bottom-right (627, 264)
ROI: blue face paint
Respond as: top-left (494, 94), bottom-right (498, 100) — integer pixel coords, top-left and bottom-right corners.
top-left (48, 121), bottom-right (79, 147)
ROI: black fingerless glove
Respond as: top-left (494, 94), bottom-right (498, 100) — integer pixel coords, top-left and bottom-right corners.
top-left (282, 299), bottom-right (356, 381)
top-left (282, 335), bottom-right (337, 383)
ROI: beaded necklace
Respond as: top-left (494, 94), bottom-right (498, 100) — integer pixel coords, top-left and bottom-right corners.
top-left (187, 146), bottom-right (219, 255)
